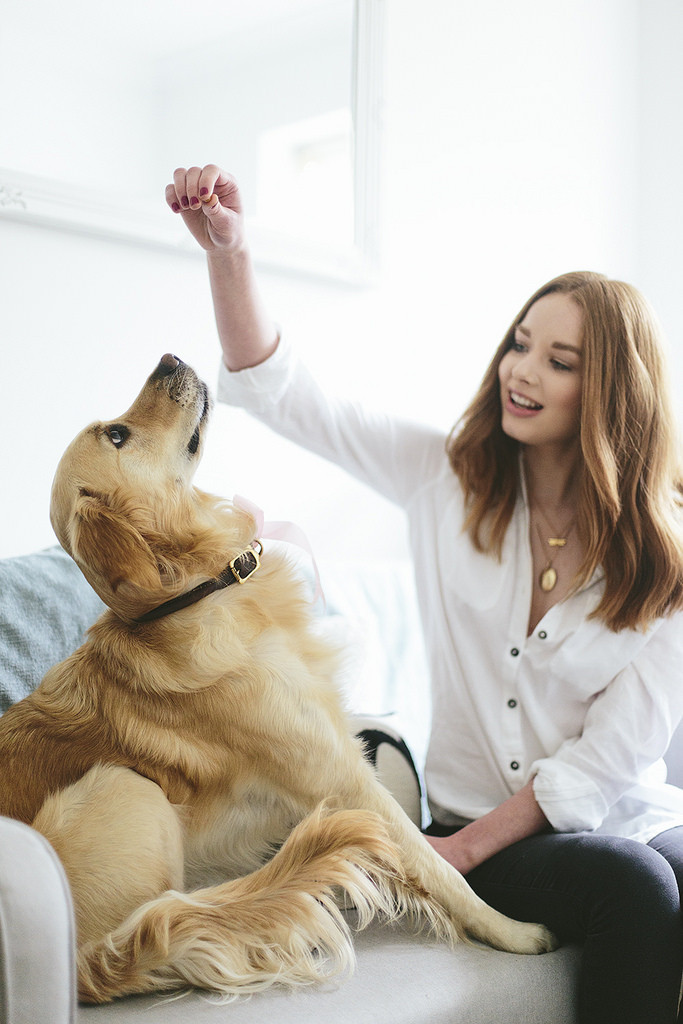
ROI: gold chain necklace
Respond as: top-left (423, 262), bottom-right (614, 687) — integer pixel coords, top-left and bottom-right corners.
top-left (534, 513), bottom-right (576, 593)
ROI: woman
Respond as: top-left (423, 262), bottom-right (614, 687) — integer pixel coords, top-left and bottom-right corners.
top-left (167, 165), bottom-right (683, 1023)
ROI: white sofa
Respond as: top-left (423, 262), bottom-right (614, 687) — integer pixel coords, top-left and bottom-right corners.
top-left (0, 544), bottom-right (621, 1024)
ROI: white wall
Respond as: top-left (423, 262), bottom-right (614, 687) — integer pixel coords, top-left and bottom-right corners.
top-left (1, 0), bottom-right (682, 562)
top-left (636, 0), bottom-right (683, 358)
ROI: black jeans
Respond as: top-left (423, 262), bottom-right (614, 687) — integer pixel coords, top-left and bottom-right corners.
top-left (425, 822), bottom-right (683, 1023)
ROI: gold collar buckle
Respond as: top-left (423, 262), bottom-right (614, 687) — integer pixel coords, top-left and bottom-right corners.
top-left (229, 541), bottom-right (263, 584)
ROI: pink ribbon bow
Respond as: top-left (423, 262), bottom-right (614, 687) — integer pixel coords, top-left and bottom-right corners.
top-left (233, 494), bottom-right (324, 605)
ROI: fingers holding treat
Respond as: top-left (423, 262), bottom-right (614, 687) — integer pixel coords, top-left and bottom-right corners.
top-left (165, 164), bottom-right (246, 250)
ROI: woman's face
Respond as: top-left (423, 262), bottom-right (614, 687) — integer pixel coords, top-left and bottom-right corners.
top-left (498, 292), bottom-right (584, 453)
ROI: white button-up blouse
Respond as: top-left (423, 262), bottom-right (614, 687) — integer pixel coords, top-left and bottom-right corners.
top-left (217, 340), bottom-right (683, 843)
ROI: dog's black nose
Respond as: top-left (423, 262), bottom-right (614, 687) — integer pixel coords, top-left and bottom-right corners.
top-left (155, 353), bottom-right (181, 378)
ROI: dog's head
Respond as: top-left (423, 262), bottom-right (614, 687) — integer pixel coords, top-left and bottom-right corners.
top-left (50, 354), bottom-right (254, 619)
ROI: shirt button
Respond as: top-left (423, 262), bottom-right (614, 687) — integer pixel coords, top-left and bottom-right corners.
top-left (538, 630), bottom-right (548, 640)
top-left (510, 761), bottom-right (520, 771)
top-left (510, 648), bottom-right (520, 657)
top-left (507, 698), bottom-right (518, 709)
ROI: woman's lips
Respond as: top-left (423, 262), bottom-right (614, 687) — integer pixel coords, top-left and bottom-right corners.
top-left (506, 389), bottom-right (544, 415)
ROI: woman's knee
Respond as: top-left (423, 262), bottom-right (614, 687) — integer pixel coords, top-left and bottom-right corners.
top-left (572, 834), bottom-right (679, 937)
top-left (469, 831), bottom-right (680, 945)
top-left (584, 834), bottom-right (677, 891)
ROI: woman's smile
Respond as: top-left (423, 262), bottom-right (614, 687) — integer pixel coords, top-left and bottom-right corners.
top-left (506, 389), bottom-right (544, 415)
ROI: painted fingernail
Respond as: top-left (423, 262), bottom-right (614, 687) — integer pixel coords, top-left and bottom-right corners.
top-left (190, 196), bottom-right (200, 207)
top-left (200, 187), bottom-right (209, 196)
top-left (171, 202), bottom-right (180, 213)
top-left (181, 195), bottom-right (189, 208)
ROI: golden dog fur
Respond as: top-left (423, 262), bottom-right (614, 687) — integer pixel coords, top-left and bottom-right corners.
top-left (0, 355), bottom-right (556, 1003)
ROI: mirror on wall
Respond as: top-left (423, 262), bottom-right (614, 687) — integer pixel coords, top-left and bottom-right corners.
top-left (0, 0), bottom-right (383, 282)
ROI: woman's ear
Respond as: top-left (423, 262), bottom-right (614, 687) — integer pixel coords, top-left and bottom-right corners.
top-left (70, 493), bottom-right (161, 593)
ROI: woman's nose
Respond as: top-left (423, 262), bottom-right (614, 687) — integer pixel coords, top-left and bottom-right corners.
top-left (512, 354), bottom-right (538, 385)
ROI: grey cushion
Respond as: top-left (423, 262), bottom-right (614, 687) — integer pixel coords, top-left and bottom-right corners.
top-left (0, 546), bottom-right (104, 713)
top-left (74, 926), bottom-right (580, 1023)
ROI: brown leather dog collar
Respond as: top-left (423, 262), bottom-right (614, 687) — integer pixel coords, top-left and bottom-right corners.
top-left (134, 542), bottom-right (262, 624)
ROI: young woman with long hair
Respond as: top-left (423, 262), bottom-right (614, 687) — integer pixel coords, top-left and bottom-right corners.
top-left (449, 270), bottom-right (683, 632)
top-left (167, 165), bottom-right (683, 1023)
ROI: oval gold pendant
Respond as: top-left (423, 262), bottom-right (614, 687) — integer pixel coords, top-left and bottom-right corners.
top-left (540, 567), bottom-right (557, 592)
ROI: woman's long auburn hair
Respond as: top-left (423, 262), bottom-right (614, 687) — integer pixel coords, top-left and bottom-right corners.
top-left (446, 270), bottom-right (683, 632)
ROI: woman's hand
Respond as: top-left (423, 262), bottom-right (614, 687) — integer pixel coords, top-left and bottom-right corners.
top-left (165, 164), bottom-right (277, 370)
top-left (424, 831), bottom-right (478, 876)
top-left (425, 780), bottom-right (551, 876)
top-left (165, 165), bottom-right (245, 253)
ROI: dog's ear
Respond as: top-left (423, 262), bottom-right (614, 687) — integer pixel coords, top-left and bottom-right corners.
top-left (71, 493), bottom-right (161, 593)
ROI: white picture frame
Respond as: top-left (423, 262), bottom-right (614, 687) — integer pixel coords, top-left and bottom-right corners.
top-left (0, 0), bottom-right (383, 286)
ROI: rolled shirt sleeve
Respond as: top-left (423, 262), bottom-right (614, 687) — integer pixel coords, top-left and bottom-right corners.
top-left (532, 612), bottom-right (683, 833)
top-left (217, 336), bottom-right (295, 413)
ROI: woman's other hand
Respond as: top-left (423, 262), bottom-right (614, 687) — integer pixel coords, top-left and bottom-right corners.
top-left (424, 832), bottom-right (478, 876)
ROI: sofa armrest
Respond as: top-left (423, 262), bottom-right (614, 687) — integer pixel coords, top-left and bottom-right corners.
top-left (0, 817), bottom-right (76, 1024)
top-left (352, 714), bottom-right (424, 827)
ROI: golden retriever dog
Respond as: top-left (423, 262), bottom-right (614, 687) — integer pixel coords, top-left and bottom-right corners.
top-left (0, 354), bottom-right (556, 1004)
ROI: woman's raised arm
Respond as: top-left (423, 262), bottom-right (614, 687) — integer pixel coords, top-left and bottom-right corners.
top-left (166, 164), bottom-right (278, 371)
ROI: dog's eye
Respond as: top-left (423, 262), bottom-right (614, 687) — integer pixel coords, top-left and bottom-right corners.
top-left (106, 425), bottom-right (130, 448)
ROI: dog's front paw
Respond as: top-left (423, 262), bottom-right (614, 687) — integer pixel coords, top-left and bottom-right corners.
top-left (515, 921), bottom-right (559, 954)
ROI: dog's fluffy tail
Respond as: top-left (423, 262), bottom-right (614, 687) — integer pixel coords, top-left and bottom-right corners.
top-left (77, 804), bottom-right (456, 1004)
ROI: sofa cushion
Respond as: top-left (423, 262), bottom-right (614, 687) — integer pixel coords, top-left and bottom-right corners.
top-left (0, 546), bottom-right (105, 713)
top-left (75, 925), bottom-right (580, 1023)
